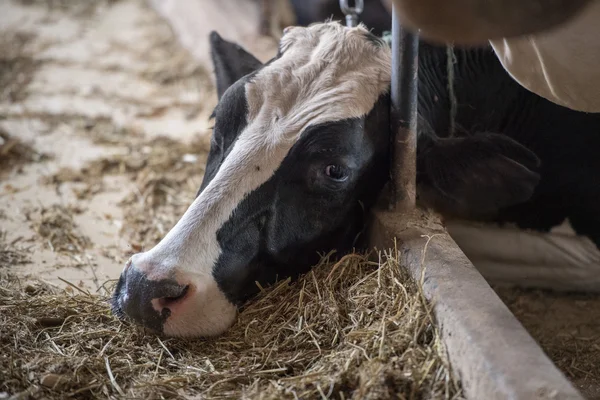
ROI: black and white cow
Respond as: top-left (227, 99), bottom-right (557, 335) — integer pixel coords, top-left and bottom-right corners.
top-left (112, 22), bottom-right (600, 337)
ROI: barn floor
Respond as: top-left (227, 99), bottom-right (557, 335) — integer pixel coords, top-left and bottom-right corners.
top-left (496, 288), bottom-right (600, 399)
top-left (0, 0), bottom-right (219, 290)
top-left (0, 0), bottom-right (599, 398)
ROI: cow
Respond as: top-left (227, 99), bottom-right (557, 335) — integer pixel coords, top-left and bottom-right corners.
top-left (111, 22), bottom-right (600, 337)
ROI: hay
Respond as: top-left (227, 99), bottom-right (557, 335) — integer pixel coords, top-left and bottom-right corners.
top-left (0, 231), bottom-right (31, 268)
top-left (69, 118), bottom-right (144, 147)
top-left (116, 137), bottom-right (209, 250)
top-left (0, 130), bottom-right (49, 175)
top-left (0, 251), bottom-right (462, 399)
top-left (26, 204), bottom-right (91, 254)
top-left (0, 31), bottom-right (38, 103)
top-left (15, 0), bottom-right (121, 19)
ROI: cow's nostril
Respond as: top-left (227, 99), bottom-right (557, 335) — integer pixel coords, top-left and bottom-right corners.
top-left (159, 285), bottom-right (190, 308)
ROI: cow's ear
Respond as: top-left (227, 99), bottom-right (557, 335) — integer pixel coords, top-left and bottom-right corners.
top-left (417, 133), bottom-right (541, 218)
top-left (209, 31), bottom-right (263, 100)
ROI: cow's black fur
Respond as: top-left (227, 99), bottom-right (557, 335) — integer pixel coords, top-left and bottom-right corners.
top-left (415, 43), bottom-right (600, 244)
top-left (203, 32), bottom-right (600, 305)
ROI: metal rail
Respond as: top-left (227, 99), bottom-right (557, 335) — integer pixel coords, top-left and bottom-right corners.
top-left (340, 0), bottom-right (418, 210)
top-left (390, 3), bottom-right (419, 211)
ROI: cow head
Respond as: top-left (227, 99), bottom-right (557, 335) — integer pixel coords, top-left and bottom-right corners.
top-left (111, 22), bottom-right (392, 337)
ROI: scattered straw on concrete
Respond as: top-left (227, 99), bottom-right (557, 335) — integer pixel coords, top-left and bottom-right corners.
top-left (0, 31), bottom-right (39, 103)
top-left (0, 251), bottom-right (462, 399)
top-left (43, 135), bottom-right (210, 251)
top-left (26, 204), bottom-right (91, 254)
top-left (116, 136), bottom-right (209, 251)
top-left (0, 231), bottom-right (31, 268)
top-left (0, 130), bottom-right (49, 175)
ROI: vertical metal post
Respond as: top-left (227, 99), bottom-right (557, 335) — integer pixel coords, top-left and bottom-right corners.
top-left (339, 0), bottom-right (364, 28)
top-left (390, 4), bottom-right (419, 211)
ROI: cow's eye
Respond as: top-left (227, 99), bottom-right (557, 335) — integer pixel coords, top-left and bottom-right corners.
top-left (324, 164), bottom-right (348, 182)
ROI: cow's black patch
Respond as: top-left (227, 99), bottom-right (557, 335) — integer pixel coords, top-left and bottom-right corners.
top-left (209, 31), bottom-right (263, 99)
top-left (197, 77), bottom-right (251, 195)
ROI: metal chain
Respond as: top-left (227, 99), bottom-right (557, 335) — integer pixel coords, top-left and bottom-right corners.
top-left (339, 0), bottom-right (364, 27)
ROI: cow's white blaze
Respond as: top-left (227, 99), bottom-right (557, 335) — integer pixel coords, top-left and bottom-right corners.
top-left (128, 22), bottom-right (392, 336)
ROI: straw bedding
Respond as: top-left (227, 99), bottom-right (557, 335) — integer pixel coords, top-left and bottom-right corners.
top-left (24, 205), bottom-right (91, 255)
top-left (0, 251), bottom-right (462, 399)
top-left (0, 130), bottom-right (49, 177)
top-left (0, 231), bottom-right (31, 269)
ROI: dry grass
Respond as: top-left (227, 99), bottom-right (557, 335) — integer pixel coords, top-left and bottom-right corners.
top-left (0, 231), bottom-right (31, 268)
top-left (116, 137), bottom-right (209, 251)
top-left (0, 129), bottom-right (49, 176)
top-left (0, 31), bottom-right (39, 103)
top-left (0, 251), bottom-right (462, 399)
top-left (25, 204), bottom-right (91, 254)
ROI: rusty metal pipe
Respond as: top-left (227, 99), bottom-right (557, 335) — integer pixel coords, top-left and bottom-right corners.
top-left (390, 3), bottom-right (419, 210)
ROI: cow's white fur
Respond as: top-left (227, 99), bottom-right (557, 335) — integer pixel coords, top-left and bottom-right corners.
top-left (125, 22), bottom-right (392, 337)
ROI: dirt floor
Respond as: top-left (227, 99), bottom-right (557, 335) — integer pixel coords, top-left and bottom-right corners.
top-left (0, 0), bottom-right (599, 399)
top-left (495, 287), bottom-right (600, 400)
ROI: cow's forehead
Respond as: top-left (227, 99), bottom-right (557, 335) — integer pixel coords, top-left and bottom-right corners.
top-left (206, 22), bottom-right (392, 213)
top-left (245, 22), bottom-right (392, 140)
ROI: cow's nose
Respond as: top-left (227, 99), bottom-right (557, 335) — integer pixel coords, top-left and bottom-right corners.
top-left (114, 261), bottom-right (191, 332)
